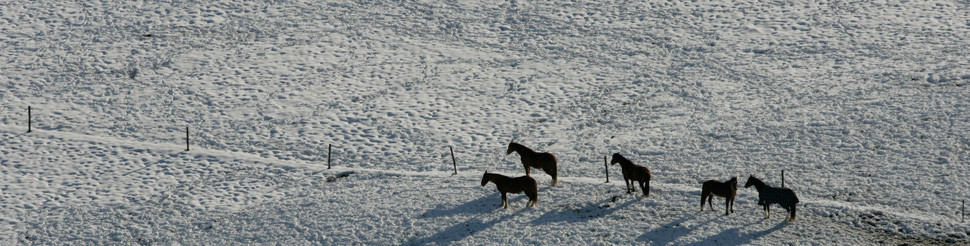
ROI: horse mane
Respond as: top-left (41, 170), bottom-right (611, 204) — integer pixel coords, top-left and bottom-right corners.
top-left (483, 172), bottom-right (511, 182)
top-left (745, 175), bottom-right (766, 191)
top-left (611, 153), bottom-right (633, 166)
top-left (508, 141), bottom-right (535, 154)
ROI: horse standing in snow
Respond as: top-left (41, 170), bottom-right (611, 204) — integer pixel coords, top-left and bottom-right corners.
top-left (745, 175), bottom-right (799, 221)
top-left (481, 171), bottom-right (538, 209)
top-left (610, 153), bottom-right (652, 197)
top-left (507, 141), bottom-right (558, 186)
top-left (700, 177), bottom-right (738, 215)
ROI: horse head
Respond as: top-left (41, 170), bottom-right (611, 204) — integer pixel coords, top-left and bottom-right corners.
top-left (481, 170), bottom-right (490, 186)
top-left (610, 153), bottom-right (624, 165)
top-left (506, 141), bottom-right (517, 155)
top-left (728, 177), bottom-right (738, 189)
top-left (744, 175), bottom-right (760, 189)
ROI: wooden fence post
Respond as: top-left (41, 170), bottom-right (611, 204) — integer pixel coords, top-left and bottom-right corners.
top-left (781, 170), bottom-right (785, 188)
top-left (963, 200), bottom-right (965, 223)
top-left (450, 146), bottom-right (457, 174)
top-left (604, 156), bottom-right (609, 183)
top-left (185, 127), bottom-right (190, 151)
top-left (328, 144), bottom-right (332, 169)
top-left (27, 106), bottom-right (32, 133)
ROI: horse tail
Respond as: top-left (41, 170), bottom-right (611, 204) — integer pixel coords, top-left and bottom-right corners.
top-left (791, 205), bottom-right (797, 221)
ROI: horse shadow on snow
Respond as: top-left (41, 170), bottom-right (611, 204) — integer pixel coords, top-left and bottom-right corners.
top-left (688, 221), bottom-right (788, 246)
top-left (530, 194), bottom-right (641, 225)
top-left (408, 194), bottom-right (529, 245)
top-left (635, 216), bottom-right (788, 245)
top-left (421, 192), bottom-right (515, 218)
top-left (404, 214), bottom-right (517, 245)
top-left (637, 216), bottom-right (714, 244)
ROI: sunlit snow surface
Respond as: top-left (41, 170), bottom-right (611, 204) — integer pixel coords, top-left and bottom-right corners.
top-left (2, 0), bottom-right (969, 244)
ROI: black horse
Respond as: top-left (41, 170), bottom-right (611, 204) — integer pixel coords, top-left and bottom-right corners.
top-left (481, 171), bottom-right (538, 209)
top-left (744, 175), bottom-right (799, 221)
top-left (701, 177), bottom-right (737, 215)
top-left (507, 141), bottom-right (558, 186)
top-left (610, 153), bottom-right (652, 197)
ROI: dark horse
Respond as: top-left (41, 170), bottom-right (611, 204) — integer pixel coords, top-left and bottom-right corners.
top-left (610, 153), bottom-right (652, 197)
top-left (700, 177), bottom-right (737, 215)
top-left (481, 171), bottom-right (538, 209)
top-left (744, 175), bottom-right (799, 221)
top-left (507, 141), bottom-right (558, 186)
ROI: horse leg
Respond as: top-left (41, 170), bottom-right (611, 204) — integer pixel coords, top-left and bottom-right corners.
top-left (645, 179), bottom-right (650, 197)
top-left (501, 192), bottom-right (508, 209)
top-left (545, 166), bottom-right (557, 186)
top-left (729, 197), bottom-right (734, 214)
top-left (524, 165), bottom-right (531, 176)
top-left (708, 196), bottom-right (714, 211)
top-left (700, 192), bottom-right (707, 211)
top-left (766, 205), bottom-right (771, 219)
top-left (724, 197), bottom-right (730, 215)
top-left (527, 190), bottom-right (538, 208)
top-left (639, 180), bottom-right (648, 197)
top-left (790, 205), bottom-right (797, 221)
top-left (626, 179), bottom-right (634, 194)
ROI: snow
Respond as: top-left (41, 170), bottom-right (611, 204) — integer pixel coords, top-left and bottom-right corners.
top-left (2, 0), bottom-right (970, 244)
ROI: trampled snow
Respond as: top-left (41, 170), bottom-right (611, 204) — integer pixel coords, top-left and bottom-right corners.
top-left (2, 0), bottom-right (969, 244)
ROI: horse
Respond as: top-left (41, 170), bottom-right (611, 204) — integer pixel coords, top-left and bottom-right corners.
top-left (507, 141), bottom-right (558, 186)
top-left (700, 177), bottom-right (737, 215)
top-left (481, 171), bottom-right (538, 209)
top-left (744, 175), bottom-right (799, 221)
top-left (610, 153), bottom-right (652, 197)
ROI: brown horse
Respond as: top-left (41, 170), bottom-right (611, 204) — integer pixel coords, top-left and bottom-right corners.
top-left (507, 141), bottom-right (558, 186)
top-left (745, 175), bottom-right (799, 221)
top-left (610, 153), bottom-right (652, 197)
top-left (700, 177), bottom-right (737, 215)
top-left (481, 171), bottom-right (538, 208)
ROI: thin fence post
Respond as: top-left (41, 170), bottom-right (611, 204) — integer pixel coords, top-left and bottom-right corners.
top-left (27, 106), bottom-right (32, 133)
top-left (963, 200), bottom-right (965, 223)
top-left (604, 156), bottom-right (609, 183)
top-left (450, 146), bottom-right (457, 174)
top-left (328, 144), bottom-right (332, 169)
top-left (185, 127), bottom-right (190, 151)
top-left (782, 170), bottom-right (785, 188)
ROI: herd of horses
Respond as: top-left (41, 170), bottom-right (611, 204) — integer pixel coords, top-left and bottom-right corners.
top-left (481, 141), bottom-right (800, 221)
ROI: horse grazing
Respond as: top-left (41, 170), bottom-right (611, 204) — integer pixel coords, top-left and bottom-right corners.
top-left (745, 175), bottom-right (799, 221)
top-left (700, 177), bottom-right (738, 215)
top-left (610, 153), bottom-right (652, 197)
top-left (507, 141), bottom-right (558, 186)
top-left (481, 171), bottom-right (538, 209)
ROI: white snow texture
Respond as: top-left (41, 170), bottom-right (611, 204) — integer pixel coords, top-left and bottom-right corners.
top-left (2, 0), bottom-right (969, 245)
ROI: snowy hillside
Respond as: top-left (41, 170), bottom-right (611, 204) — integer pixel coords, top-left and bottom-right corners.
top-left (2, 0), bottom-right (969, 244)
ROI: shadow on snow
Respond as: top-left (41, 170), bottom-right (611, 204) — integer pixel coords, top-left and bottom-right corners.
top-left (407, 200), bottom-right (526, 245)
top-left (687, 221), bottom-right (788, 246)
top-left (530, 194), bottom-right (640, 225)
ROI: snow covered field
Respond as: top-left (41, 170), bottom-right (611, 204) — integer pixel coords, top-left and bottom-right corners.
top-left (2, 0), bottom-right (969, 244)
